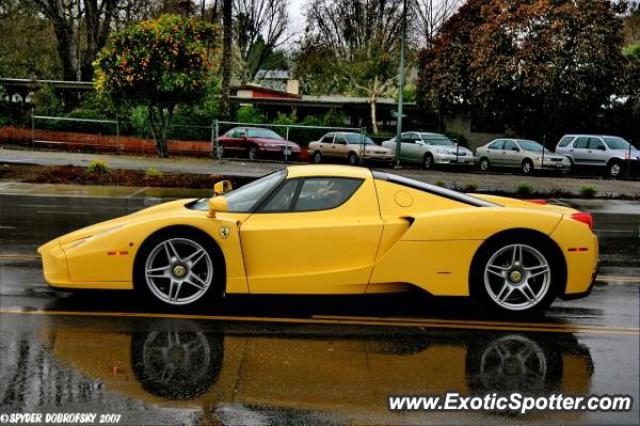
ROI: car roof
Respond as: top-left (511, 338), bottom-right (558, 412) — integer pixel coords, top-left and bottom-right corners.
top-left (561, 134), bottom-right (621, 138)
top-left (286, 165), bottom-right (372, 179)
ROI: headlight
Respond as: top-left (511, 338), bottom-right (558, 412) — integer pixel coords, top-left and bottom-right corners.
top-left (536, 157), bottom-right (543, 161)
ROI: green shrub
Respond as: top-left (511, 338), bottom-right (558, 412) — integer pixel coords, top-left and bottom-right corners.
top-left (516, 182), bottom-right (534, 195)
top-left (464, 182), bottom-right (478, 192)
top-left (435, 180), bottom-right (446, 187)
top-left (145, 167), bottom-right (163, 179)
top-left (236, 106), bottom-right (265, 124)
top-left (580, 185), bottom-right (597, 198)
top-left (86, 160), bottom-right (109, 174)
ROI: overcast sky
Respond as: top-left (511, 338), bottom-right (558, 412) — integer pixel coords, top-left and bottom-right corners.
top-left (288, 0), bottom-right (308, 33)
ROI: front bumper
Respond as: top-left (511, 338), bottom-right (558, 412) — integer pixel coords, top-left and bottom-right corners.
top-left (535, 159), bottom-right (571, 170)
top-left (434, 153), bottom-right (474, 165)
top-left (363, 153), bottom-right (395, 162)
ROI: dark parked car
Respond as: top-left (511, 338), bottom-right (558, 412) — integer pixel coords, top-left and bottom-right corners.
top-left (216, 127), bottom-right (301, 160)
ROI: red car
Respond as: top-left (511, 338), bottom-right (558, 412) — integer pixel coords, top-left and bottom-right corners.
top-left (216, 127), bottom-right (301, 160)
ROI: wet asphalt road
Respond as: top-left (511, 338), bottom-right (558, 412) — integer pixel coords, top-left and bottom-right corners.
top-left (0, 193), bottom-right (639, 425)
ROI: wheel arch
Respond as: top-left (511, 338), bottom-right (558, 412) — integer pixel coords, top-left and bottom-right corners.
top-left (469, 227), bottom-right (567, 296)
top-left (133, 224), bottom-right (227, 292)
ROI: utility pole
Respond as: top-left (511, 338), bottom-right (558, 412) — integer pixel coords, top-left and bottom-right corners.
top-left (394, 0), bottom-right (408, 168)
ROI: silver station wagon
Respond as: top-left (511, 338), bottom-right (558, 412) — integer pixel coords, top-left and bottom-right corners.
top-left (555, 134), bottom-right (640, 178)
top-left (476, 139), bottom-right (571, 175)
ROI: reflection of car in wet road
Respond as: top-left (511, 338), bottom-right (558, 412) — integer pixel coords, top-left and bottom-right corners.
top-left (38, 165), bottom-right (599, 316)
top-left (41, 316), bottom-right (593, 418)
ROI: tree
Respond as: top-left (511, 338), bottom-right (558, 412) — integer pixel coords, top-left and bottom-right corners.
top-left (220, 0), bottom-right (233, 118)
top-left (301, 0), bottom-right (405, 134)
top-left (410, 0), bottom-right (462, 47)
top-left (29, 0), bottom-right (120, 82)
top-left (94, 14), bottom-right (217, 157)
top-left (417, 0), bottom-right (626, 140)
top-left (233, 0), bottom-right (290, 82)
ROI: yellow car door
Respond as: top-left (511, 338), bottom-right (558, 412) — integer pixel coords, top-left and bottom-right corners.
top-left (239, 174), bottom-right (383, 294)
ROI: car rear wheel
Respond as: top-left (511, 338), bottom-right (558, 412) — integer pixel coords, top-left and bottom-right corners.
top-left (136, 232), bottom-right (218, 307)
top-left (312, 151), bottom-right (322, 163)
top-left (607, 160), bottom-right (622, 179)
top-left (215, 144), bottom-right (224, 159)
top-left (248, 146), bottom-right (258, 160)
top-left (521, 159), bottom-right (534, 175)
top-left (479, 157), bottom-right (490, 172)
top-left (472, 238), bottom-right (559, 317)
top-left (423, 153), bottom-right (435, 170)
top-left (348, 152), bottom-right (359, 165)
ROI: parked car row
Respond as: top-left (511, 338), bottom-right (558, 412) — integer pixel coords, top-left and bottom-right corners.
top-left (216, 127), bottom-right (639, 178)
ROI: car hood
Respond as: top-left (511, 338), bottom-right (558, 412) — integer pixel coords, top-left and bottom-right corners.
top-left (55, 199), bottom-right (195, 245)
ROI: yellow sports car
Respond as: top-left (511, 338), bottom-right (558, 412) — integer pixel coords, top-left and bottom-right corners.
top-left (38, 165), bottom-right (598, 316)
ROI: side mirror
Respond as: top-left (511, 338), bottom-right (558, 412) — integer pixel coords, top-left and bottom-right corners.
top-left (512, 147), bottom-right (520, 152)
top-left (213, 180), bottom-right (233, 196)
top-left (598, 145), bottom-right (606, 151)
top-left (208, 196), bottom-right (228, 218)
top-left (415, 140), bottom-right (423, 145)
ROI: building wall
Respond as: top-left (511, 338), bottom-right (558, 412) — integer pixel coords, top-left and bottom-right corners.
top-left (443, 114), bottom-right (506, 149)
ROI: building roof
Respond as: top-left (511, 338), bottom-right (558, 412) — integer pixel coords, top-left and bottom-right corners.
top-left (255, 69), bottom-right (290, 80)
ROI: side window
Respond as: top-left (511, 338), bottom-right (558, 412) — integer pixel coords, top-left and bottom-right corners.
top-left (259, 180), bottom-right (300, 212)
top-left (503, 140), bottom-right (518, 151)
top-left (558, 136), bottom-right (574, 147)
top-left (335, 134), bottom-right (347, 145)
top-left (321, 134), bottom-right (334, 143)
top-left (574, 137), bottom-right (589, 149)
top-left (589, 138), bottom-right (605, 150)
top-left (489, 140), bottom-right (504, 150)
top-left (400, 133), bottom-right (415, 144)
top-left (294, 178), bottom-right (363, 212)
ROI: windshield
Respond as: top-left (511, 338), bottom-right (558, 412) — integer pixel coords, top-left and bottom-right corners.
top-left (344, 134), bottom-right (375, 144)
top-left (223, 170), bottom-right (286, 212)
top-left (603, 137), bottom-right (631, 150)
top-left (247, 128), bottom-right (284, 140)
top-left (516, 140), bottom-right (546, 152)
top-left (420, 134), bottom-right (454, 146)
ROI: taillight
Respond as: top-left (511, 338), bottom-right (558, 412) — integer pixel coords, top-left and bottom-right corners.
top-left (570, 212), bottom-right (593, 230)
top-left (527, 199), bottom-right (548, 205)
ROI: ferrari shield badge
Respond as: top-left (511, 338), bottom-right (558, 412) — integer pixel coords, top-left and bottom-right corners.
top-left (219, 226), bottom-right (231, 239)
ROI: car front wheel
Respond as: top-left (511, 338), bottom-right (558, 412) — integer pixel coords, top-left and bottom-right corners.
top-left (248, 146), bottom-right (258, 160)
top-left (136, 232), bottom-right (218, 307)
top-left (607, 160), bottom-right (622, 179)
top-left (521, 159), bottom-right (534, 175)
top-left (423, 153), bottom-right (435, 170)
top-left (472, 238), bottom-right (559, 317)
top-left (479, 157), bottom-right (490, 172)
top-left (348, 152), bottom-right (359, 165)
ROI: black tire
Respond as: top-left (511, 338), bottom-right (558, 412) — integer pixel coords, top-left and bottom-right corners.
top-left (248, 145), bottom-right (258, 161)
top-left (423, 153), bottom-right (435, 170)
top-left (521, 158), bottom-right (534, 175)
top-left (134, 228), bottom-right (224, 309)
top-left (348, 152), bottom-right (359, 166)
top-left (215, 144), bottom-right (224, 159)
top-left (470, 234), bottom-right (563, 318)
top-left (479, 157), bottom-right (490, 172)
top-left (131, 320), bottom-right (223, 400)
top-left (312, 151), bottom-right (322, 164)
top-left (607, 159), bottom-right (623, 179)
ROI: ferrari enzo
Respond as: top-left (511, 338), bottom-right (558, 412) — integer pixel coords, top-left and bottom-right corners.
top-left (38, 165), bottom-right (598, 316)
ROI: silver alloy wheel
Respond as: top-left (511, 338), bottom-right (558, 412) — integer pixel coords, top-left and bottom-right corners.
top-left (216, 144), bottom-right (224, 158)
top-left (348, 153), bottom-right (358, 165)
top-left (483, 243), bottom-right (551, 311)
top-left (313, 151), bottom-right (322, 163)
top-left (248, 147), bottom-right (257, 160)
top-left (145, 238), bottom-right (213, 306)
top-left (478, 335), bottom-right (547, 391)
top-left (609, 162), bottom-right (621, 177)
top-left (480, 158), bottom-right (490, 171)
top-left (522, 160), bottom-right (532, 175)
